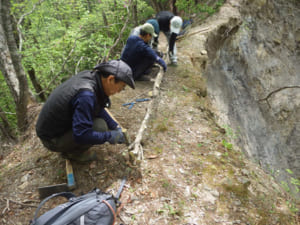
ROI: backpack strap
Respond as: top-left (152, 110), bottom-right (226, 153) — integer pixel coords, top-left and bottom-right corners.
top-left (102, 200), bottom-right (116, 225)
top-left (31, 192), bottom-right (76, 225)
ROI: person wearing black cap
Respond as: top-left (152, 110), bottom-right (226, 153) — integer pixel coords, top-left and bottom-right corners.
top-left (36, 60), bottom-right (135, 162)
top-left (121, 23), bottom-right (167, 81)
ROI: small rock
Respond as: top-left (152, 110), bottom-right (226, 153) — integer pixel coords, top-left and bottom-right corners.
top-left (21, 173), bottom-right (30, 183)
top-left (200, 50), bottom-right (207, 55)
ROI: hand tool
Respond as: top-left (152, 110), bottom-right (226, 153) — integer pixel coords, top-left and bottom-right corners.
top-left (38, 159), bottom-right (76, 199)
top-left (122, 102), bottom-right (135, 109)
top-left (122, 98), bottom-right (151, 109)
top-left (135, 98), bottom-right (150, 102)
top-left (66, 159), bottom-right (76, 189)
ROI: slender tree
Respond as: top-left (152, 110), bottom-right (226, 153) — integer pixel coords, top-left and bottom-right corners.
top-left (0, 0), bottom-right (30, 133)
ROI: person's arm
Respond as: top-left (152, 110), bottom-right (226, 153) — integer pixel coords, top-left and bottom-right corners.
top-left (97, 108), bottom-right (118, 130)
top-left (140, 41), bottom-right (167, 71)
top-left (71, 91), bottom-right (112, 145)
top-left (140, 40), bottom-right (158, 62)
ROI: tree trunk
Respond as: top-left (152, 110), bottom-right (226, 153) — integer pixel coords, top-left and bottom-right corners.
top-left (149, 0), bottom-right (160, 12)
top-left (0, 106), bottom-right (16, 141)
top-left (172, 0), bottom-right (177, 15)
top-left (149, 0), bottom-right (171, 13)
top-left (132, 0), bottom-right (138, 26)
top-left (102, 11), bottom-right (108, 26)
top-left (0, 0), bottom-right (30, 133)
top-left (27, 67), bottom-right (46, 101)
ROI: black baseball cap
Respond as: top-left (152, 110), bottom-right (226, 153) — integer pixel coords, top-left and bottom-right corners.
top-left (93, 60), bottom-right (135, 89)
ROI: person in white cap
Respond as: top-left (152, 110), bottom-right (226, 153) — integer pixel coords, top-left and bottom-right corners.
top-left (155, 11), bottom-right (183, 65)
top-left (36, 60), bottom-right (135, 162)
top-left (121, 23), bottom-right (167, 81)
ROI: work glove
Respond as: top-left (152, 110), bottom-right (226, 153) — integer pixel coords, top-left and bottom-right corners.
top-left (108, 129), bottom-right (125, 144)
top-left (156, 56), bottom-right (167, 72)
top-left (155, 50), bottom-right (164, 58)
top-left (114, 125), bottom-right (122, 132)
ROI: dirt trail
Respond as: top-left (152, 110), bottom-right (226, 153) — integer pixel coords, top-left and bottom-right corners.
top-left (0, 1), bottom-right (299, 224)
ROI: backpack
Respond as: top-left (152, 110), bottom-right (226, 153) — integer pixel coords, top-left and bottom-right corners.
top-left (30, 178), bottom-right (126, 225)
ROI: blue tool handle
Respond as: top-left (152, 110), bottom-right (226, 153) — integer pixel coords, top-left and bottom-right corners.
top-left (122, 102), bottom-right (133, 106)
top-left (135, 98), bottom-right (150, 102)
top-left (66, 159), bottom-right (76, 189)
top-left (128, 103), bottom-right (135, 109)
top-left (67, 173), bottom-right (75, 187)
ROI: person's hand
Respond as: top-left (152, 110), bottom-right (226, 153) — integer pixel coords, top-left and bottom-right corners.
top-left (108, 130), bottom-right (125, 144)
top-left (114, 125), bottom-right (122, 132)
top-left (157, 57), bottom-right (167, 72)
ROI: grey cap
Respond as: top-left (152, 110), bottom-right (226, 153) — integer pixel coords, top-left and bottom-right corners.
top-left (93, 60), bottom-right (135, 89)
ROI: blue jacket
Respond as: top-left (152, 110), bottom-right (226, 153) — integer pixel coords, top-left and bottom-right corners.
top-left (121, 35), bottom-right (158, 79)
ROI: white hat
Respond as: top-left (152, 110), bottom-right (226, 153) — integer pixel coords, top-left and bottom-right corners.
top-left (170, 16), bottom-right (183, 34)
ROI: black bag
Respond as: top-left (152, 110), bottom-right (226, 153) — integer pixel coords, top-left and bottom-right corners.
top-left (30, 179), bottom-right (126, 225)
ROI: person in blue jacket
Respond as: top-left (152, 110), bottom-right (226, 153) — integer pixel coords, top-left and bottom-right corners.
top-left (36, 60), bottom-right (135, 162)
top-left (131, 19), bottom-right (160, 51)
top-left (121, 23), bottom-right (167, 81)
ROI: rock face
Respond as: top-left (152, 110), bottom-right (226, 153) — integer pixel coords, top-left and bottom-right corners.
top-left (204, 0), bottom-right (300, 195)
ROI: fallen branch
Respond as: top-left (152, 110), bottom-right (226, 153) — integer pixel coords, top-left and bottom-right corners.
top-left (128, 67), bottom-right (164, 160)
top-left (1, 197), bottom-right (38, 215)
top-left (258, 86), bottom-right (300, 102)
top-left (176, 27), bottom-right (211, 41)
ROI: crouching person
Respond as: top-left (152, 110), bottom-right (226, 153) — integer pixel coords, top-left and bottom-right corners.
top-left (36, 60), bottom-right (135, 162)
top-left (121, 23), bottom-right (167, 81)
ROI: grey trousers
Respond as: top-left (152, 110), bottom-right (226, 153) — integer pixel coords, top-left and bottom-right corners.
top-left (41, 118), bottom-right (108, 153)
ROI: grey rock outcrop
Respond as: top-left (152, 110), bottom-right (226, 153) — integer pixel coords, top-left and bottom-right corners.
top-left (204, 0), bottom-right (300, 196)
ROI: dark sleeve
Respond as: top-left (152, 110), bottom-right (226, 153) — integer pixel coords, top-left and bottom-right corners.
top-left (169, 32), bottom-right (177, 53)
top-left (97, 108), bottom-right (118, 130)
top-left (139, 40), bottom-right (158, 62)
top-left (71, 91), bottom-right (112, 145)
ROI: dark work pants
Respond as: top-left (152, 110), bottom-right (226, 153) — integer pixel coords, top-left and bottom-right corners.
top-left (133, 57), bottom-right (156, 80)
top-left (40, 118), bottom-right (108, 153)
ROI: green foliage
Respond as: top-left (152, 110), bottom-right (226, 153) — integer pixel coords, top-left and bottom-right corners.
top-left (0, 74), bottom-right (17, 130)
top-left (12, 0), bottom-right (153, 95)
top-left (222, 139), bottom-right (233, 150)
top-left (0, 0), bottom-right (155, 136)
top-left (176, 0), bottom-right (224, 19)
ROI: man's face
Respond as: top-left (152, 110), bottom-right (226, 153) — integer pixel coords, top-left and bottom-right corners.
top-left (102, 75), bottom-right (126, 96)
top-left (146, 33), bottom-right (152, 43)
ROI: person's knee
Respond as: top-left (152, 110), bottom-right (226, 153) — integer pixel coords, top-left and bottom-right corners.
top-left (93, 118), bottom-right (108, 132)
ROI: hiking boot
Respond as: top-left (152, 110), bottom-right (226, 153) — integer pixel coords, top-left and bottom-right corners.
top-left (169, 61), bottom-right (178, 66)
top-left (61, 150), bottom-right (98, 163)
top-left (136, 74), bottom-right (153, 81)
